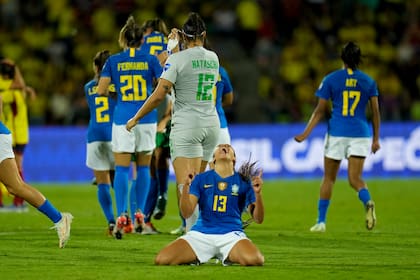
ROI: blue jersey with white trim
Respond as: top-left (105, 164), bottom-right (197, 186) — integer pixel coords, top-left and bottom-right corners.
top-left (84, 79), bottom-right (117, 143)
top-left (189, 169), bottom-right (255, 234)
top-left (214, 66), bottom-right (233, 129)
top-left (316, 68), bottom-right (379, 137)
top-left (101, 48), bottom-right (162, 125)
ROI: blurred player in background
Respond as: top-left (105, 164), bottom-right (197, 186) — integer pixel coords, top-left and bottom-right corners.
top-left (84, 50), bottom-right (117, 235)
top-left (0, 93), bottom-right (73, 248)
top-left (98, 15), bottom-right (162, 239)
top-left (0, 59), bottom-right (35, 212)
top-left (126, 12), bottom-right (220, 233)
top-left (154, 144), bottom-right (264, 266)
top-left (294, 42), bottom-right (381, 232)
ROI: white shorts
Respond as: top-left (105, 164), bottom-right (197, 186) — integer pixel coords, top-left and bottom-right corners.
top-left (324, 135), bottom-right (371, 160)
top-left (112, 123), bottom-right (156, 153)
top-left (180, 230), bottom-right (248, 265)
top-left (86, 141), bottom-right (115, 170)
top-left (170, 126), bottom-right (219, 162)
top-left (216, 127), bottom-right (231, 145)
top-left (0, 134), bottom-right (14, 164)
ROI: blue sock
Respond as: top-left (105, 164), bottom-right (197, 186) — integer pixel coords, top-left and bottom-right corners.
top-left (114, 165), bottom-right (130, 216)
top-left (144, 177), bottom-right (158, 223)
top-left (97, 183), bottom-right (115, 224)
top-left (317, 199), bottom-right (330, 223)
top-left (135, 166), bottom-right (151, 213)
top-left (157, 169), bottom-right (169, 198)
top-left (129, 179), bottom-right (137, 222)
top-left (358, 188), bottom-right (371, 205)
top-left (38, 200), bottom-right (62, 223)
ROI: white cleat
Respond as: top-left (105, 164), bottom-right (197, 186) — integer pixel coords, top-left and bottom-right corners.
top-left (365, 200), bottom-right (376, 230)
top-left (310, 222), bottom-right (326, 233)
top-left (52, 212), bottom-right (73, 248)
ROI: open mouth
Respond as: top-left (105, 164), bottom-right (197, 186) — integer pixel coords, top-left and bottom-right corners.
top-left (222, 148), bottom-right (228, 154)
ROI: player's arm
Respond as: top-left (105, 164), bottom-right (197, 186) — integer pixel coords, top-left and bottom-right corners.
top-left (249, 170), bottom-right (264, 224)
top-left (97, 77), bottom-right (111, 96)
top-left (179, 173), bottom-right (198, 219)
top-left (126, 78), bottom-right (172, 131)
top-left (294, 97), bottom-right (329, 142)
top-left (369, 96), bottom-right (381, 154)
top-left (222, 91), bottom-right (233, 107)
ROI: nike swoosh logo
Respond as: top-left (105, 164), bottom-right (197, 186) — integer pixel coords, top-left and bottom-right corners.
top-left (204, 184), bottom-right (213, 188)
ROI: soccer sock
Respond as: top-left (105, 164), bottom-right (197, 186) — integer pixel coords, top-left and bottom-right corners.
top-left (358, 187), bottom-right (371, 205)
top-left (37, 199), bottom-right (62, 223)
top-left (114, 166), bottom-right (130, 216)
top-left (135, 166), bottom-right (151, 213)
top-left (157, 168), bottom-right (169, 199)
top-left (317, 199), bottom-right (330, 223)
top-left (143, 177), bottom-right (158, 223)
top-left (97, 183), bottom-right (115, 224)
top-left (129, 179), bottom-right (137, 221)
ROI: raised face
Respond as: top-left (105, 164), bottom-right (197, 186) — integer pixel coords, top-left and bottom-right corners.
top-left (213, 144), bottom-right (236, 165)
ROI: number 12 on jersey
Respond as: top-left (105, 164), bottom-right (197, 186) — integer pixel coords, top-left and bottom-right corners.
top-left (196, 73), bottom-right (215, 101)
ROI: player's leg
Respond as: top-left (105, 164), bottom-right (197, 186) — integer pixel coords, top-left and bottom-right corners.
top-left (310, 156), bottom-right (341, 232)
top-left (0, 157), bottom-right (72, 248)
top-left (172, 156), bottom-right (201, 232)
top-left (155, 238), bottom-right (198, 265)
top-left (12, 146), bottom-right (26, 210)
top-left (94, 169), bottom-right (115, 234)
top-left (153, 146), bottom-right (170, 220)
top-left (140, 150), bottom-right (160, 234)
top-left (227, 239), bottom-right (264, 266)
top-left (348, 155), bottom-right (376, 230)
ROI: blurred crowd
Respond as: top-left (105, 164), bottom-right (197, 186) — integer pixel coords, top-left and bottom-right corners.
top-left (0, 0), bottom-right (419, 125)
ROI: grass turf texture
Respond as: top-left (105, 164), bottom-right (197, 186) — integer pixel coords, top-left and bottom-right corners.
top-left (0, 179), bottom-right (419, 280)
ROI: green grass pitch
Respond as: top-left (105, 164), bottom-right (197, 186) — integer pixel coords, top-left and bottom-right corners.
top-left (0, 179), bottom-right (419, 279)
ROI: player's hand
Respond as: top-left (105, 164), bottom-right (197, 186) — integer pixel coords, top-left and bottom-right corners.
top-left (252, 170), bottom-right (263, 194)
top-left (371, 140), bottom-right (380, 154)
top-left (125, 118), bottom-right (137, 132)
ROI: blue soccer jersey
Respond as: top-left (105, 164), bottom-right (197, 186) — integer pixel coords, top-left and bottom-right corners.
top-left (141, 31), bottom-right (168, 56)
top-left (84, 79), bottom-right (117, 143)
top-left (214, 66), bottom-right (233, 129)
top-left (100, 48), bottom-right (163, 125)
top-left (189, 170), bottom-right (256, 234)
top-left (316, 68), bottom-right (379, 137)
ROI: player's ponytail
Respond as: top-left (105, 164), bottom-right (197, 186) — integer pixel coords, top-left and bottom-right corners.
top-left (119, 15), bottom-right (143, 49)
top-left (238, 154), bottom-right (261, 182)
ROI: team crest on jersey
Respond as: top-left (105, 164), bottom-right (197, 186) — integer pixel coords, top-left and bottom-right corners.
top-left (231, 184), bottom-right (239, 196)
top-left (163, 63), bottom-right (171, 72)
top-left (218, 182), bottom-right (228, 191)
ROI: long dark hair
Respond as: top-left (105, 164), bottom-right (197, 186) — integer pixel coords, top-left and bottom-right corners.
top-left (93, 50), bottom-right (110, 80)
top-left (182, 12), bottom-right (206, 41)
top-left (238, 154), bottom-right (261, 182)
top-left (341, 41), bottom-right (362, 69)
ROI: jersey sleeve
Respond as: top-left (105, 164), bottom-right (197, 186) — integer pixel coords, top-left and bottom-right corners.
top-left (220, 67), bottom-right (233, 94)
top-left (160, 55), bottom-right (177, 84)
